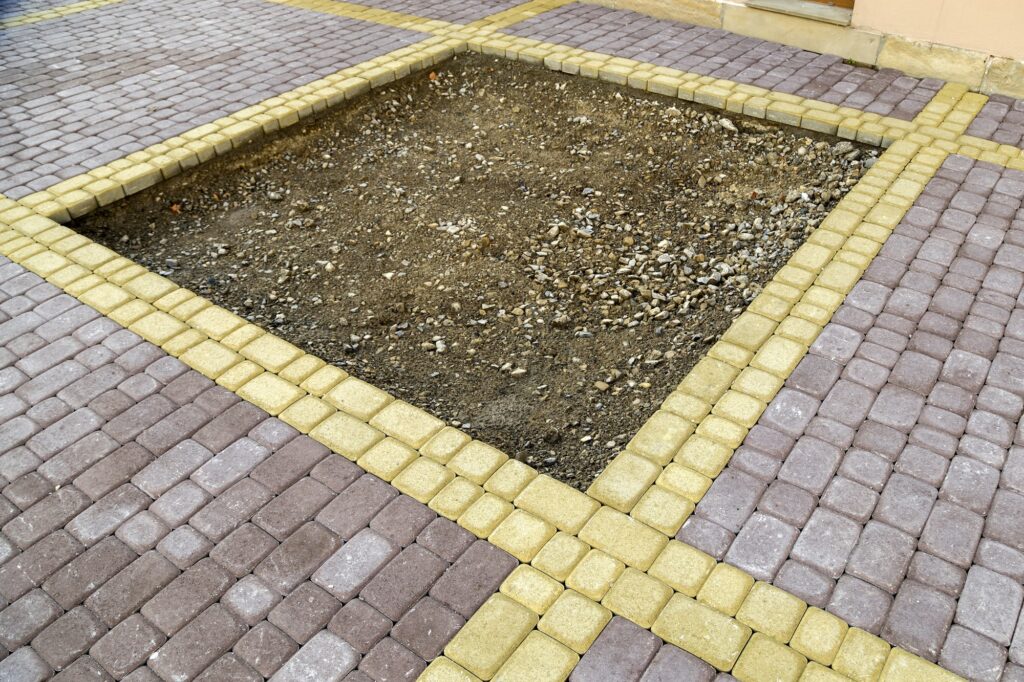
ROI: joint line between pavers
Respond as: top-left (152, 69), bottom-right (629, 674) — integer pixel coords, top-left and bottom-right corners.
top-left (0, 0), bottom-right (129, 28)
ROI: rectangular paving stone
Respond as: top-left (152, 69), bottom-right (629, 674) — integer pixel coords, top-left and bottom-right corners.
top-left (41, 536), bottom-right (137, 610)
top-left (148, 604), bottom-right (246, 682)
top-left (31, 606), bottom-right (107, 671)
top-left (141, 557), bottom-right (234, 636)
top-left (188, 477), bottom-right (273, 542)
top-left (90, 614), bottom-right (167, 679)
top-left (209, 523), bottom-right (279, 578)
top-left (312, 528), bottom-right (398, 602)
top-left (271, 630), bottom-right (358, 682)
top-left (268, 582), bottom-right (340, 644)
top-left (234, 621), bottom-right (298, 678)
top-left (429, 540), bottom-right (518, 618)
top-left (0, 530), bottom-right (84, 602)
top-left (256, 522), bottom-right (340, 595)
top-left (360, 544), bottom-right (447, 621)
top-left (252, 477), bottom-right (335, 541)
top-left (85, 551), bottom-right (179, 628)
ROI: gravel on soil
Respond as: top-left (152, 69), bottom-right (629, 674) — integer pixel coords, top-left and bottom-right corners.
top-left (74, 53), bottom-right (876, 490)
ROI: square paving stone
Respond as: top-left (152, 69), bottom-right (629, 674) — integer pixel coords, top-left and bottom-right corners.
top-left (89, 614), bottom-right (166, 679)
top-left (956, 566), bottom-right (1023, 646)
top-left (268, 581), bottom-right (340, 644)
top-left (882, 580), bottom-right (957, 660)
top-left (272, 630), bottom-right (358, 682)
top-left (939, 625), bottom-right (1007, 682)
top-left (827, 575), bottom-right (892, 635)
top-left (233, 622), bottom-right (298, 678)
top-left (874, 473), bottom-right (937, 536)
top-left (392, 596), bottom-right (464, 660)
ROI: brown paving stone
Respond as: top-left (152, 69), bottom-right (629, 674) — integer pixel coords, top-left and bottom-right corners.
top-left (147, 604), bottom-right (247, 681)
top-left (0, 531), bottom-right (84, 602)
top-left (312, 528), bottom-right (398, 601)
top-left (256, 521), bottom-right (340, 595)
top-left (195, 653), bottom-right (262, 682)
top-left (571, 616), bottom-right (660, 682)
top-left (268, 581), bottom-right (340, 644)
top-left (359, 637), bottom-right (426, 681)
top-left (940, 625), bottom-right (1007, 682)
top-left (361, 544), bottom-right (448, 621)
top-left (209, 523), bottom-right (279, 578)
top-left (41, 537), bottom-right (137, 610)
top-left (273, 630), bottom-right (358, 681)
top-left (233, 621), bottom-right (298, 678)
top-left (0, 589), bottom-right (62, 650)
top-left (883, 580), bottom-right (958, 660)
top-left (252, 476), bottom-right (335, 541)
top-left (316, 474), bottom-right (398, 540)
top-left (31, 606), bottom-right (107, 671)
top-left (90, 614), bottom-right (167, 679)
top-left (329, 599), bottom-right (394, 654)
top-left (141, 557), bottom-right (234, 636)
top-left (429, 540), bottom-right (518, 618)
top-left (392, 596), bottom-right (464, 660)
top-left (85, 551), bottom-right (179, 628)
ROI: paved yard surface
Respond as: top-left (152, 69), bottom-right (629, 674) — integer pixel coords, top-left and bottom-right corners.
top-left (688, 155), bottom-right (1024, 680)
top-left (1, 0), bottom-right (1024, 679)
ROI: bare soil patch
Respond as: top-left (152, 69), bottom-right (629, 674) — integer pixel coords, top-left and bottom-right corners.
top-left (74, 54), bottom-right (874, 489)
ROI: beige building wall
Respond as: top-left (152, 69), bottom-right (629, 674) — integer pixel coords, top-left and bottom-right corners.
top-left (852, 0), bottom-right (1024, 61)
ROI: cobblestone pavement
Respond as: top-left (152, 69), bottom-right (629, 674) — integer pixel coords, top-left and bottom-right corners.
top-left (968, 95), bottom-right (1024, 148)
top-left (686, 155), bottom-right (1024, 681)
top-left (0, 258), bottom-right (521, 680)
top-left (2, 0), bottom-right (1024, 680)
top-left (0, 0), bottom-right (422, 198)
top-left (504, 3), bottom-right (944, 121)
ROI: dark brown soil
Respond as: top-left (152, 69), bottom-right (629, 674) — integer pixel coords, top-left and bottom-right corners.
top-left (74, 53), bottom-right (873, 489)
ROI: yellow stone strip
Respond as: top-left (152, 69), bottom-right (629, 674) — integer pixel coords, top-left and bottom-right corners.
top-left (0, 0), bottom-right (126, 28)
top-left (263, 0), bottom-right (462, 33)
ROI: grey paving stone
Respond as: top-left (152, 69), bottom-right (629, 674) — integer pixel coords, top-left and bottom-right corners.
top-left (940, 625), bottom-right (1007, 682)
top-left (31, 606), bottom-right (107, 670)
top-left (695, 468), bottom-right (765, 533)
top-left (312, 528), bottom-right (398, 601)
top-left (268, 581), bottom-right (340, 644)
top-left (0, 589), bottom-right (62, 650)
top-left (874, 473), bottom-right (938, 536)
top-left (773, 560), bottom-right (834, 609)
top-left (0, 646), bottom-right (52, 682)
top-left (223, 576), bottom-right (281, 627)
top-left (723, 512), bottom-right (797, 582)
top-left (956, 566), bottom-right (1023, 646)
top-left (883, 580), bottom-right (957, 660)
top-left (85, 551), bottom-right (179, 628)
top-left (142, 558), bottom-right (234, 636)
top-left (209, 523), bottom-right (279, 578)
top-left (271, 630), bottom-right (358, 682)
top-left (846, 520), bottom-right (916, 594)
top-left (253, 477), bottom-right (335, 541)
top-left (392, 596), bottom-right (464, 660)
top-left (316, 475), bottom-right (398, 540)
top-left (41, 537), bottom-right (137, 611)
top-left (828, 575), bottom-right (892, 635)
top-left (361, 544), bottom-right (447, 621)
top-left (790, 508), bottom-right (861, 579)
top-left (639, 643), bottom-right (716, 682)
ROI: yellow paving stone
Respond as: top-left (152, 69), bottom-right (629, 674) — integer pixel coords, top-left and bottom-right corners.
top-left (11, 214), bottom-right (54, 236)
top-left (221, 324), bottom-right (264, 351)
top-left (736, 582), bottom-right (807, 644)
top-left (492, 631), bottom-right (578, 682)
top-left (152, 287), bottom-right (193, 313)
top-left (790, 608), bottom-right (848, 666)
top-left (240, 333), bottom-right (304, 372)
top-left (421, 426), bottom-right (472, 464)
top-left (484, 460), bottom-right (538, 501)
top-left (627, 410), bottom-right (695, 465)
top-left (309, 410), bottom-right (384, 460)
top-left (123, 272), bottom-right (177, 302)
top-left (799, 662), bottom-right (852, 681)
top-left (712, 390), bottom-right (766, 428)
top-left (108, 263), bottom-right (147, 286)
top-left (630, 483), bottom-right (693, 536)
top-left (448, 440), bottom-right (508, 485)
top-left (678, 357), bottom-right (738, 404)
top-left (236, 371), bottom-right (304, 416)
top-left (587, 450), bottom-right (660, 512)
top-left (733, 633), bottom-right (807, 682)
top-left (78, 282), bottom-right (132, 314)
top-left (215, 360), bottom-right (264, 391)
top-left (392, 456), bottom-right (454, 504)
top-left (531, 532), bottom-right (590, 583)
top-left (21, 250), bottom-right (68, 277)
top-left (129, 311), bottom-right (188, 345)
top-left (709, 341), bottom-right (754, 368)
top-left (279, 395), bottom-right (334, 433)
top-left (9, 242), bottom-right (45, 261)
top-left (566, 549), bottom-right (624, 601)
top-left (369, 399), bottom-right (444, 448)
top-left (601, 567), bottom-right (672, 629)
top-left (170, 295), bottom-right (210, 321)
top-left (357, 437), bottom-right (418, 481)
top-left (180, 339), bottom-right (241, 379)
top-left (429, 477), bottom-right (484, 520)
top-left (661, 392), bottom-right (710, 423)
top-left (697, 563), bottom-right (755, 617)
top-left (675, 434), bottom-right (733, 478)
top-left (459, 493), bottom-right (514, 538)
top-left (47, 264), bottom-right (90, 289)
top-left (653, 594), bottom-right (752, 672)
top-left (878, 649), bottom-right (961, 682)
top-left (656, 463), bottom-right (711, 504)
top-left (578, 507), bottom-right (667, 571)
top-left (831, 629), bottom-right (890, 682)
top-left (445, 594), bottom-right (537, 681)
top-left (732, 367), bottom-right (784, 403)
top-left (161, 328), bottom-right (206, 357)
top-left (299, 364), bottom-right (347, 397)
top-left (325, 376), bottom-right (393, 420)
top-left (538, 590), bottom-right (612, 654)
top-left (500, 565), bottom-right (564, 615)
top-left (721, 313), bottom-right (777, 351)
top-left (108, 300), bottom-right (155, 327)
top-left (746, 293), bottom-right (792, 322)
top-left (489, 509), bottom-right (556, 562)
top-left (278, 354), bottom-right (324, 385)
top-left (692, 417), bottom-right (743, 453)
top-left (751, 335), bottom-right (808, 378)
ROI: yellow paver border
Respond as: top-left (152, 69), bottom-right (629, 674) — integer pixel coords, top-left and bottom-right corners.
top-left (0, 0), bottom-right (128, 28)
top-left (6, 1), bottom-right (1022, 679)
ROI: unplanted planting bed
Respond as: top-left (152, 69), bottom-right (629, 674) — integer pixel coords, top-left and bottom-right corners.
top-left (75, 53), bottom-right (875, 489)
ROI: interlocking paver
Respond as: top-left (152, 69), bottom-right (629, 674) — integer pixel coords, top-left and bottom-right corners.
top-left (697, 158), bottom-right (1024, 674)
